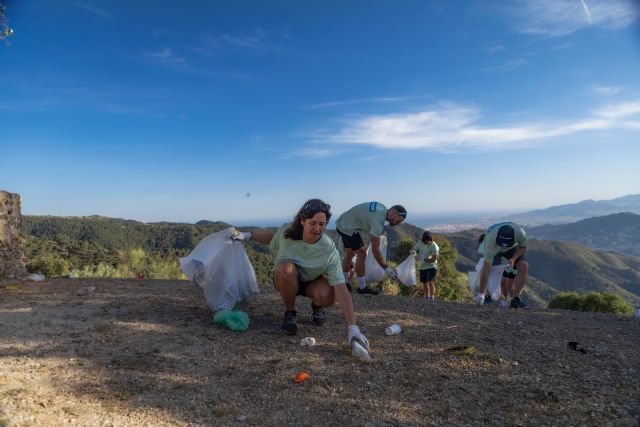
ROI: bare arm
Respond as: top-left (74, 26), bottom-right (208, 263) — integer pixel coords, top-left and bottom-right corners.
top-left (250, 231), bottom-right (276, 245)
top-left (333, 283), bottom-right (356, 326)
top-left (369, 235), bottom-right (387, 269)
top-left (508, 247), bottom-right (526, 267)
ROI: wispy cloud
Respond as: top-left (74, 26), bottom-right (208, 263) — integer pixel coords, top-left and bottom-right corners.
top-left (282, 148), bottom-right (342, 159)
top-left (591, 85), bottom-right (621, 96)
top-left (143, 47), bottom-right (186, 65)
top-left (482, 58), bottom-right (527, 73)
top-left (193, 27), bottom-right (291, 56)
top-left (511, 0), bottom-right (639, 37)
top-left (309, 99), bottom-right (640, 152)
top-left (485, 45), bottom-right (505, 54)
top-left (75, 2), bottom-right (111, 18)
top-left (303, 95), bottom-right (428, 110)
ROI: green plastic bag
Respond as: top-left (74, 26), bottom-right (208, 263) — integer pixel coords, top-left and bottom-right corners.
top-left (213, 309), bottom-right (250, 331)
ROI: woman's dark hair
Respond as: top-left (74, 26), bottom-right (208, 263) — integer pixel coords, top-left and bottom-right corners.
top-left (477, 233), bottom-right (485, 244)
top-left (421, 231), bottom-right (433, 243)
top-left (284, 198), bottom-right (332, 240)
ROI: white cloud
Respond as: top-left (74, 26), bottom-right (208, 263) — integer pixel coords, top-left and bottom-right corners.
top-left (282, 148), bottom-right (337, 159)
top-left (144, 48), bottom-right (185, 64)
top-left (312, 99), bottom-right (640, 152)
top-left (591, 85), bottom-right (622, 96)
top-left (302, 95), bottom-right (423, 110)
top-left (75, 2), bottom-right (111, 18)
top-left (512, 0), bottom-right (639, 37)
top-left (482, 58), bottom-right (527, 73)
top-left (485, 45), bottom-right (505, 53)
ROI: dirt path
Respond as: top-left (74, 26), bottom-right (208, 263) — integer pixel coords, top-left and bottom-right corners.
top-left (1, 278), bottom-right (639, 426)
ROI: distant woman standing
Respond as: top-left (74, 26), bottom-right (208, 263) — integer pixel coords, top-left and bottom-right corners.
top-left (232, 199), bottom-right (369, 352)
top-left (411, 231), bottom-right (439, 302)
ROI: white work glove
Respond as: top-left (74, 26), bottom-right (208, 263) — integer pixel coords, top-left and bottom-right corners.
top-left (348, 325), bottom-right (369, 350)
top-left (384, 267), bottom-right (398, 281)
top-left (230, 230), bottom-right (252, 241)
top-left (409, 250), bottom-right (417, 256)
top-left (474, 293), bottom-right (485, 306)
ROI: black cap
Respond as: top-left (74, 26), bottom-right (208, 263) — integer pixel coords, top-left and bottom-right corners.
top-left (422, 231), bottom-right (432, 243)
top-left (496, 225), bottom-right (515, 247)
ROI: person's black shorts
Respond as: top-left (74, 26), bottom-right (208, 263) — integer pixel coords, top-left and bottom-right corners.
top-left (502, 270), bottom-right (517, 279)
top-left (492, 248), bottom-right (526, 267)
top-left (337, 229), bottom-right (365, 251)
top-left (419, 267), bottom-right (437, 282)
top-left (272, 269), bottom-right (325, 297)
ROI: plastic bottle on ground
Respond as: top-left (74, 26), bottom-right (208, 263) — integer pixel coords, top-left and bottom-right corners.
top-left (385, 324), bottom-right (401, 335)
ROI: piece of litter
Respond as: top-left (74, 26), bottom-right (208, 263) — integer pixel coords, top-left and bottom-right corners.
top-left (26, 273), bottom-right (45, 282)
top-left (295, 371), bottom-right (310, 383)
top-left (447, 346), bottom-right (477, 356)
top-left (300, 337), bottom-right (316, 347)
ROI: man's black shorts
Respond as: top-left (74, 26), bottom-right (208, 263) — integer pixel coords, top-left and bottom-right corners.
top-left (419, 267), bottom-right (437, 282)
top-left (502, 270), bottom-right (517, 279)
top-left (337, 229), bottom-right (365, 251)
top-left (492, 247), bottom-right (526, 267)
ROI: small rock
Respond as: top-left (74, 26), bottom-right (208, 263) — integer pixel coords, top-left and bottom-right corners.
top-left (237, 415), bottom-right (246, 421)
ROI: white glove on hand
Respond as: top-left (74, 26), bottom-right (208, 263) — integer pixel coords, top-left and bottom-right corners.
top-left (348, 325), bottom-right (370, 350)
top-left (384, 267), bottom-right (398, 281)
top-left (409, 250), bottom-right (417, 256)
top-left (231, 230), bottom-right (252, 241)
top-left (474, 293), bottom-right (485, 306)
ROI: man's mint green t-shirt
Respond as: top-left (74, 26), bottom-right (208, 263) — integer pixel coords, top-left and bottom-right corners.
top-left (482, 222), bottom-right (527, 262)
top-left (412, 241), bottom-right (440, 270)
top-left (269, 223), bottom-right (345, 286)
top-left (335, 201), bottom-right (388, 237)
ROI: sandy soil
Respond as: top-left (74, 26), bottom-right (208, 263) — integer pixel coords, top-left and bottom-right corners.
top-left (0, 278), bottom-right (639, 426)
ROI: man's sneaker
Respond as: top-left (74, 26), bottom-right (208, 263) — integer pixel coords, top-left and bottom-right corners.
top-left (357, 286), bottom-right (379, 295)
top-left (510, 297), bottom-right (527, 309)
top-left (484, 295), bottom-right (493, 305)
top-left (282, 310), bottom-right (298, 335)
top-left (311, 303), bottom-right (326, 326)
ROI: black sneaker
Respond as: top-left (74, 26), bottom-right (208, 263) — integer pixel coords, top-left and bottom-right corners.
top-left (484, 295), bottom-right (493, 305)
top-left (510, 297), bottom-right (527, 309)
top-left (282, 310), bottom-right (298, 335)
top-left (357, 286), bottom-right (379, 295)
top-left (311, 303), bottom-right (326, 326)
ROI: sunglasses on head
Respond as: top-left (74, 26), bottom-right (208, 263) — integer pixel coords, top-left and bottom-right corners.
top-left (396, 211), bottom-right (407, 218)
top-left (303, 201), bottom-right (331, 215)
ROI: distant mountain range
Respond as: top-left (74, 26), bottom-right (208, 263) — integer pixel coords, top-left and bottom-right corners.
top-left (510, 193), bottom-right (640, 225)
top-left (528, 212), bottom-right (640, 257)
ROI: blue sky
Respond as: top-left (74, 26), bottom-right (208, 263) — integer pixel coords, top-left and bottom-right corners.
top-left (1, 0), bottom-right (639, 226)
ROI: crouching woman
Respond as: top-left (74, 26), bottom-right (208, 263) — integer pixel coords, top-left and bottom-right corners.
top-left (233, 199), bottom-right (369, 351)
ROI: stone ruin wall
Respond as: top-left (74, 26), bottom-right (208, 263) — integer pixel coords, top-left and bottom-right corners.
top-left (0, 190), bottom-right (27, 278)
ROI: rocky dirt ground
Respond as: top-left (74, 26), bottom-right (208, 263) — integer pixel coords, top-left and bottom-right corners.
top-left (0, 278), bottom-right (639, 426)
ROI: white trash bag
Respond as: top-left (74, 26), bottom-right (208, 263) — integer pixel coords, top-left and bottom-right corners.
top-left (364, 235), bottom-right (387, 282)
top-left (467, 258), bottom-right (506, 300)
top-left (180, 228), bottom-right (259, 312)
top-left (397, 254), bottom-right (417, 286)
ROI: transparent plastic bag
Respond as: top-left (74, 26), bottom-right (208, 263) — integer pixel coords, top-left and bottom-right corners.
top-left (397, 254), bottom-right (417, 286)
top-left (364, 235), bottom-right (387, 282)
top-left (467, 257), bottom-right (505, 300)
top-left (180, 228), bottom-right (259, 312)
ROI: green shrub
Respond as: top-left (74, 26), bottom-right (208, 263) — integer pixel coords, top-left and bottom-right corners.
top-left (26, 255), bottom-right (70, 277)
top-left (549, 291), bottom-right (633, 315)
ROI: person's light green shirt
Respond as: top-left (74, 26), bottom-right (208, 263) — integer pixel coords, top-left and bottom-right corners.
top-left (412, 241), bottom-right (439, 270)
top-left (335, 201), bottom-right (388, 237)
top-left (483, 222), bottom-right (526, 262)
top-left (269, 223), bottom-right (344, 286)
